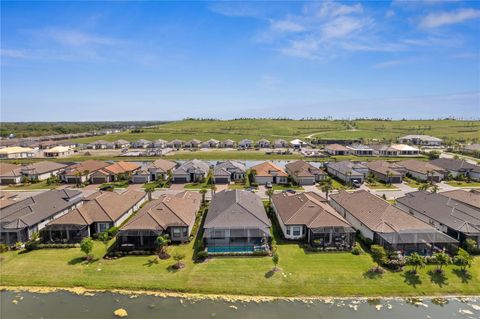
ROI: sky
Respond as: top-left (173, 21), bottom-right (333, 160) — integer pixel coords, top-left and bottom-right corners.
top-left (1, 0), bottom-right (479, 121)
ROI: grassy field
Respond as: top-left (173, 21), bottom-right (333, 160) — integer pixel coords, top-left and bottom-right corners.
top-left (66, 119), bottom-right (480, 144)
top-left (4, 180), bottom-right (59, 190)
top-left (445, 181), bottom-right (480, 187)
top-left (365, 182), bottom-right (399, 190)
top-left (404, 177), bottom-right (421, 189)
top-left (1, 240), bottom-right (479, 297)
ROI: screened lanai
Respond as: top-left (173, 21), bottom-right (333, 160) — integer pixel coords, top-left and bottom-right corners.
top-left (203, 227), bottom-right (270, 253)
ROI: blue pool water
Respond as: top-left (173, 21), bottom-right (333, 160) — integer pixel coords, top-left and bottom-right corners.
top-left (207, 245), bottom-right (254, 253)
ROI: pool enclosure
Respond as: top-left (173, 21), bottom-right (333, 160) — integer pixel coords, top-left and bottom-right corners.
top-left (308, 226), bottom-right (356, 250)
top-left (116, 229), bottom-right (162, 251)
top-left (375, 229), bottom-right (458, 255)
top-left (203, 227), bottom-right (270, 254)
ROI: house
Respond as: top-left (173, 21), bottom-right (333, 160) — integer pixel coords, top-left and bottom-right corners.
top-left (202, 139), bottom-right (220, 148)
top-left (290, 139), bottom-right (306, 149)
top-left (250, 161), bottom-right (288, 185)
top-left (372, 144), bottom-right (420, 157)
top-left (131, 139), bottom-right (152, 148)
top-left (114, 140), bottom-right (130, 149)
top-left (153, 139), bottom-right (168, 149)
top-left (38, 140), bottom-right (58, 149)
top-left (399, 135), bottom-right (442, 146)
top-left (238, 139), bottom-right (253, 149)
top-left (326, 161), bottom-right (367, 183)
top-left (213, 160), bottom-right (246, 184)
top-left (285, 160), bottom-right (327, 185)
top-left (440, 190), bottom-right (480, 211)
top-left (86, 140), bottom-right (114, 149)
top-left (167, 139), bottom-right (184, 149)
top-left (330, 190), bottom-right (457, 254)
top-left (203, 190), bottom-right (271, 253)
top-left (271, 191), bottom-right (355, 248)
top-left (185, 139), bottom-right (202, 148)
top-left (397, 159), bottom-right (446, 182)
top-left (461, 144), bottom-right (480, 155)
top-left (0, 163), bottom-right (23, 185)
top-left (0, 189), bottom-right (83, 245)
top-left (20, 161), bottom-right (68, 181)
top-left (256, 139), bottom-right (271, 148)
top-left (90, 161), bottom-right (141, 184)
top-left (61, 160), bottom-right (110, 184)
top-left (365, 161), bottom-right (404, 184)
top-left (430, 158), bottom-right (480, 181)
top-left (0, 193), bottom-right (17, 209)
top-left (44, 190), bottom-right (147, 243)
top-left (131, 159), bottom-right (177, 184)
top-left (43, 146), bottom-right (73, 157)
top-left (396, 190), bottom-right (480, 248)
top-left (220, 139), bottom-right (236, 148)
top-left (274, 139), bottom-right (289, 148)
top-left (117, 191), bottom-right (201, 249)
top-left (346, 144), bottom-right (374, 156)
top-left (172, 159), bottom-right (210, 183)
top-left (0, 147), bottom-right (35, 159)
top-left (324, 144), bottom-right (350, 156)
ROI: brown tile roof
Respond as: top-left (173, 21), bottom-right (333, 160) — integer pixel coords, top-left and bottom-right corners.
top-left (102, 161), bottom-right (140, 175)
top-left (64, 160), bottom-right (110, 175)
top-left (272, 191), bottom-right (352, 229)
top-left (330, 190), bottom-right (433, 233)
top-left (48, 190), bottom-right (146, 226)
top-left (439, 190), bottom-right (480, 210)
top-left (21, 161), bottom-right (68, 175)
top-left (366, 161), bottom-right (403, 176)
top-left (121, 191), bottom-right (201, 231)
top-left (0, 163), bottom-right (22, 177)
top-left (397, 159), bottom-right (445, 175)
top-left (251, 161), bottom-right (287, 177)
top-left (325, 144), bottom-right (349, 151)
top-left (285, 160), bottom-right (326, 177)
top-left (152, 159), bottom-right (177, 173)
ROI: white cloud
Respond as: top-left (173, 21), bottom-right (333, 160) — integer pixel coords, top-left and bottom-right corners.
top-left (420, 8), bottom-right (480, 28)
top-left (0, 49), bottom-right (29, 58)
top-left (38, 28), bottom-right (122, 47)
top-left (270, 19), bottom-right (304, 32)
top-left (373, 59), bottom-right (410, 68)
top-left (321, 16), bottom-right (371, 40)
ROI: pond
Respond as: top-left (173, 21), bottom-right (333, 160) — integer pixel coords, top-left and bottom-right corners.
top-left (2, 290), bottom-right (479, 319)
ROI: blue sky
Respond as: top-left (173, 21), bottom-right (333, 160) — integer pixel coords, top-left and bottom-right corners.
top-left (1, 1), bottom-right (479, 121)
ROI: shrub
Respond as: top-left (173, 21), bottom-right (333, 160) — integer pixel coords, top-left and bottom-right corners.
top-left (384, 259), bottom-right (405, 271)
top-left (24, 240), bottom-right (39, 251)
top-left (80, 237), bottom-right (94, 257)
top-left (107, 226), bottom-right (119, 237)
top-left (351, 243), bottom-right (364, 255)
top-left (370, 245), bottom-right (388, 266)
top-left (464, 239), bottom-right (480, 255)
top-left (196, 251), bottom-right (208, 261)
top-left (0, 244), bottom-right (9, 253)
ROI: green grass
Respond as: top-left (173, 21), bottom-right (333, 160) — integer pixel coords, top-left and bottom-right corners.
top-left (445, 181), bottom-right (480, 187)
top-left (5, 180), bottom-right (59, 190)
top-left (65, 119), bottom-right (480, 145)
top-left (404, 177), bottom-right (421, 189)
top-left (1, 240), bottom-right (479, 297)
top-left (272, 184), bottom-right (304, 191)
top-left (365, 182), bottom-right (398, 190)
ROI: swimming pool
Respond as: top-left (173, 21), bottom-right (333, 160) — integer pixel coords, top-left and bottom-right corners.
top-left (207, 245), bottom-right (254, 253)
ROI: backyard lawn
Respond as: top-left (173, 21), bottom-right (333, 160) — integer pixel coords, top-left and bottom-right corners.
top-left (5, 180), bottom-right (59, 190)
top-left (365, 182), bottom-right (399, 190)
top-left (445, 181), bottom-right (480, 187)
top-left (2, 240), bottom-right (479, 297)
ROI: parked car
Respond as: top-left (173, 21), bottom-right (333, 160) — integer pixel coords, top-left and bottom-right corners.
top-left (265, 182), bottom-right (273, 188)
top-left (284, 189), bottom-right (296, 194)
top-left (351, 180), bottom-right (362, 188)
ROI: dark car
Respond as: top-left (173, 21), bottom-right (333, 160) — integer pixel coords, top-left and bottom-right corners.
top-left (265, 182), bottom-right (273, 188)
top-left (284, 189), bottom-right (296, 194)
top-left (351, 180), bottom-right (362, 188)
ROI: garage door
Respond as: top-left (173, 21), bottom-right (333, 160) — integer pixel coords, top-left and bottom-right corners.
top-left (0, 178), bottom-right (17, 185)
top-left (214, 178), bottom-right (229, 184)
top-left (391, 177), bottom-right (402, 184)
top-left (173, 177), bottom-right (188, 183)
top-left (92, 177), bottom-right (107, 184)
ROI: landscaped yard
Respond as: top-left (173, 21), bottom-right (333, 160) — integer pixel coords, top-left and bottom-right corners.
top-left (365, 182), bottom-right (399, 190)
top-left (272, 184), bottom-right (304, 191)
top-left (5, 180), bottom-right (59, 190)
top-left (445, 181), bottom-right (480, 187)
top-left (318, 179), bottom-right (348, 190)
top-left (1, 239), bottom-right (479, 297)
top-left (404, 177), bottom-right (421, 189)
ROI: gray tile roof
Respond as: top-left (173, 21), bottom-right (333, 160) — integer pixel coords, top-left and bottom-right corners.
top-left (213, 160), bottom-right (246, 176)
top-left (173, 159), bottom-right (210, 175)
top-left (430, 158), bottom-right (480, 174)
top-left (327, 161), bottom-right (365, 176)
top-left (204, 190), bottom-right (271, 230)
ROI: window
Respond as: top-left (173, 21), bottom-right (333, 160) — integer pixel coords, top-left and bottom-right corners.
top-left (292, 226), bottom-right (301, 236)
top-left (172, 228), bottom-right (181, 238)
top-left (97, 223), bottom-right (109, 233)
top-left (286, 228), bottom-right (290, 235)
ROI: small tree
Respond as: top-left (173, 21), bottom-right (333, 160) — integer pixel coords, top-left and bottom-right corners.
top-left (433, 251), bottom-right (451, 273)
top-left (80, 237), bottom-right (94, 261)
top-left (173, 252), bottom-right (186, 269)
top-left (145, 184), bottom-right (155, 201)
top-left (405, 252), bottom-right (425, 274)
top-left (370, 245), bottom-right (387, 269)
top-left (418, 183), bottom-right (430, 191)
top-left (430, 183), bottom-right (439, 193)
top-left (155, 234), bottom-right (171, 258)
top-left (272, 252), bottom-right (279, 271)
top-left (320, 178), bottom-right (333, 200)
top-left (200, 188), bottom-right (207, 204)
top-left (453, 248), bottom-right (473, 273)
top-left (266, 188), bottom-right (274, 204)
top-left (98, 231), bottom-right (110, 251)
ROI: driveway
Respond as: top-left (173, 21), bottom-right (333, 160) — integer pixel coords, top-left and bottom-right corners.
top-left (214, 184), bottom-right (229, 192)
top-left (169, 183), bottom-right (186, 190)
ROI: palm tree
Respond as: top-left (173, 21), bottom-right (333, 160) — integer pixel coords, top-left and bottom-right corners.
top-left (145, 184), bottom-right (155, 201)
top-left (200, 188), bottom-right (207, 204)
top-left (386, 170), bottom-right (393, 186)
top-left (211, 185), bottom-right (217, 199)
top-left (418, 183), bottom-right (430, 191)
top-left (320, 177), bottom-right (333, 200)
top-left (266, 188), bottom-right (274, 204)
top-left (430, 183), bottom-right (439, 193)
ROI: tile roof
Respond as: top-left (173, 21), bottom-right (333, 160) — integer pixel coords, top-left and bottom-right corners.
top-left (0, 163), bottom-right (22, 177)
top-left (440, 190), bottom-right (480, 210)
top-left (396, 190), bottom-right (480, 235)
top-left (327, 161), bottom-right (366, 176)
top-left (213, 160), bottom-right (246, 176)
top-left (121, 191), bottom-right (201, 231)
top-left (63, 160), bottom-right (110, 175)
top-left (48, 190), bottom-right (146, 226)
top-left (102, 161), bottom-right (141, 175)
top-left (251, 161), bottom-right (287, 177)
top-left (272, 191), bottom-right (352, 229)
top-left (21, 161), bottom-right (68, 175)
top-left (173, 159), bottom-right (210, 175)
top-left (330, 190), bottom-right (435, 233)
top-left (0, 189), bottom-right (82, 229)
top-left (325, 144), bottom-right (349, 151)
top-left (204, 190), bottom-right (271, 229)
top-left (285, 160), bottom-right (326, 177)
top-left (151, 159), bottom-right (177, 173)
top-left (397, 159), bottom-right (445, 175)
top-left (430, 158), bottom-right (480, 173)
top-left (366, 160), bottom-right (403, 176)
